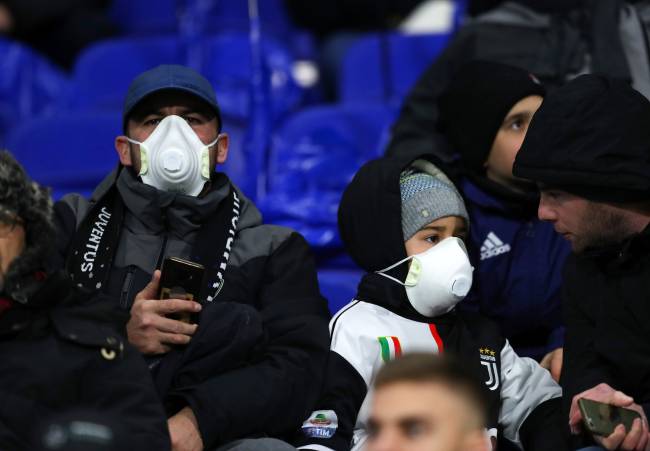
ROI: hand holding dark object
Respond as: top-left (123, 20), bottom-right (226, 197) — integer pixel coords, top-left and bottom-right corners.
top-left (570, 383), bottom-right (650, 451)
top-left (127, 270), bottom-right (202, 355)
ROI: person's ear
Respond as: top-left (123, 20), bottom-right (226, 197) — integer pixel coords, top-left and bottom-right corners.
top-left (115, 136), bottom-right (133, 166)
top-left (215, 133), bottom-right (229, 165)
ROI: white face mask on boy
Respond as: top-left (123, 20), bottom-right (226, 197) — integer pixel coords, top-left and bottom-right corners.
top-left (126, 115), bottom-right (219, 196)
top-left (376, 237), bottom-right (474, 317)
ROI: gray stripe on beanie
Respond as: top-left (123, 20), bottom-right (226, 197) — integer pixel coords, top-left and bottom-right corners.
top-left (400, 171), bottom-right (469, 241)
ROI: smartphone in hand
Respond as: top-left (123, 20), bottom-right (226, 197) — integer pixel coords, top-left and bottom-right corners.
top-left (158, 257), bottom-right (205, 323)
top-left (579, 398), bottom-right (642, 437)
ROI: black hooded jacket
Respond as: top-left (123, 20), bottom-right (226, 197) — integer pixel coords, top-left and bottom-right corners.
top-left (295, 154), bottom-right (566, 451)
top-left (0, 271), bottom-right (170, 450)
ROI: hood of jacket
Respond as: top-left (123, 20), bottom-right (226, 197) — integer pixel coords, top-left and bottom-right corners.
top-left (514, 75), bottom-right (650, 202)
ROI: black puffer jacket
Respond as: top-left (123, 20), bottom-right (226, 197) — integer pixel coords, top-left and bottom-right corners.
top-left (0, 271), bottom-right (170, 450)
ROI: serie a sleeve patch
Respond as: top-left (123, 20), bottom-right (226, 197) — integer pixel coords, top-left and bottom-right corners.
top-left (301, 410), bottom-right (339, 439)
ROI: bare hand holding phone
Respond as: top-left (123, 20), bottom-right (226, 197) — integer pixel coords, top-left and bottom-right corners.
top-left (570, 383), bottom-right (650, 451)
top-left (127, 270), bottom-right (202, 355)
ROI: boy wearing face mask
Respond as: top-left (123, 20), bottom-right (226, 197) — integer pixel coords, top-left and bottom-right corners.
top-left (294, 155), bottom-right (565, 451)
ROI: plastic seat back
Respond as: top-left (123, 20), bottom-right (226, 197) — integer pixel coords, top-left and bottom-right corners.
top-left (5, 112), bottom-right (122, 199)
top-left (66, 36), bottom-right (183, 112)
top-left (261, 104), bottom-right (396, 248)
top-left (340, 32), bottom-right (452, 105)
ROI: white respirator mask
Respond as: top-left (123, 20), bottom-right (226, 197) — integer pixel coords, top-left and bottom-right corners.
top-left (376, 237), bottom-right (474, 317)
top-left (126, 115), bottom-right (219, 196)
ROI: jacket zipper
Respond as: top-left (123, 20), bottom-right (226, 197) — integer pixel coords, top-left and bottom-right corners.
top-left (119, 268), bottom-right (135, 310)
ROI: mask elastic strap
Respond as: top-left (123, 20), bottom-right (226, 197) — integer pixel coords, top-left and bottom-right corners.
top-left (206, 134), bottom-right (222, 149)
top-left (125, 137), bottom-right (140, 146)
top-left (374, 255), bottom-right (413, 286)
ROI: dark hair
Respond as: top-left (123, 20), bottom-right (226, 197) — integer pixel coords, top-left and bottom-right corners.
top-left (0, 151), bottom-right (54, 300)
top-left (374, 353), bottom-right (488, 426)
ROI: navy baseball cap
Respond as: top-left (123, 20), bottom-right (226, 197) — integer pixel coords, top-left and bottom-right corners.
top-left (123, 64), bottom-right (222, 131)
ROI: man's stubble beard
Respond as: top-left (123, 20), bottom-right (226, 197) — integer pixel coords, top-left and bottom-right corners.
top-left (573, 203), bottom-right (633, 253)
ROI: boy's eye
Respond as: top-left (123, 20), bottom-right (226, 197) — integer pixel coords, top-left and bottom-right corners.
top-left (509, 119), bottom-right (523, 130)
top-left (425, 235), bottom-right (439, 245)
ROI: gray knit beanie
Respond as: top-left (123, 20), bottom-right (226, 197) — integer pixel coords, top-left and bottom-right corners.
top-left (400, 162), bottom-right (469, 242)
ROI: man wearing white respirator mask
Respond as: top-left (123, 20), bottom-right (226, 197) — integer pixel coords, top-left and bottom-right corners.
top-left (53, 65), bottom-right (330, 451)
top-left (294, 155), bottom-right (565, 451)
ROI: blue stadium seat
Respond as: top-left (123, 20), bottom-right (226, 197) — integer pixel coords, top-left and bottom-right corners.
top-left (339, 32), bottom-right (453, 106)
top-left (218, 115), bottom-right (251, 192)
top-left (0, 38), bottom-right (68, 143)
top-left (260, 104), bottom-right (396, 249)
top-left (64, 33), bottom-right (302, 120)
top-left (109, 0), bottom-right (296, 39)
top-left (318, 268), bottom-right (364, 315)
top-left (109, 0), bottom-right (179, 35)
top-left (5, 112), bottom-right (122, 199)
top-left (202, 33), bottom-right (303, 120)
top-left (205, 0), bottom-right (294, 37)
top-left (64, 36), bottom-right (184, 112)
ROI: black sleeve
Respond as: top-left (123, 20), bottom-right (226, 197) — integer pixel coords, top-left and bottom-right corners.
top-left (81, 342), bottom-right (171, 450)
top-left (559, 257), bottom-right (613, 418)
top-left (176, 232), bottom-right (331, 448)
top-left (294, 351), bottom-right (368, 451)
top-left (519, 397), bottom-right (569, 451)
top-left (383, 25), bottom-right (476, 163)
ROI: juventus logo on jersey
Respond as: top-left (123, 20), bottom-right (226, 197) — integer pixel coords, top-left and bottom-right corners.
top-left (479, 347), bottom-right (499, 391)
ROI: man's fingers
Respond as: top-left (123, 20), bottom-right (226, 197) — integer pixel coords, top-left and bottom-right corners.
top-left (600, 424), bottom-right (626, 450)
top-left (135, 270), bottom-right (162, 302)
top-left (160, 332), bottom-right (192, 346)
top-left (611, 390), bottom-right (636, 407)
top-left (154, 298), bottom-right (202, 315)
top-left (621, 418), bottom-right (643, 450)
top-left (569, 396), bottom-right (583, 429)
top-left (155, 316), bottom-right (198, 336)
top-left (635, 429), bottom-right (648, 451)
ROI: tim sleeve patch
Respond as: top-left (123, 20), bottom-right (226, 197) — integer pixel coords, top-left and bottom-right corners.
top-left (302, 410), bottom-right (339, 439)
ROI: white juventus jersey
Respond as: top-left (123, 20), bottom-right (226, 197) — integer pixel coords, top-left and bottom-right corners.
top-left (297, 300), bottom-right (562, 451)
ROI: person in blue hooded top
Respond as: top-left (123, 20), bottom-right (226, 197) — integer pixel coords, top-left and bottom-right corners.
top-left (436, 61), bottom-right (571, 379)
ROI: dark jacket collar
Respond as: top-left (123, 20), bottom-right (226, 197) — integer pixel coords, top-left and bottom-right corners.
top-left (580, 222), bottom-right (650, 269)
top-left (116, 168), bottom-right (230, 237)
top-left (462, 173), bottom-right (539, 218)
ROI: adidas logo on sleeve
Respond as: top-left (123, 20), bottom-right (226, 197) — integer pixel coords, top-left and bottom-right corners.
top-left (480, 232), bottom-right (511, 260)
